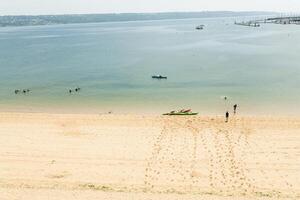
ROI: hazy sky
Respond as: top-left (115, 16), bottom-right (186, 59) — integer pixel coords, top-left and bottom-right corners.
top-left (1, 0), bottom-right (300, 15)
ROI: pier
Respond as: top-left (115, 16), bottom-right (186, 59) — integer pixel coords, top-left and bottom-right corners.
top-left (265, 16), bottom-right (300, 24)
top-left (235, 15), bottom-right (300, 27)
top-left (234, 21), bottom-right (260, 27)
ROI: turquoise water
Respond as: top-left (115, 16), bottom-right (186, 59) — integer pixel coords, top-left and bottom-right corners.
top-left (1, 17), bottom-right (300, 115)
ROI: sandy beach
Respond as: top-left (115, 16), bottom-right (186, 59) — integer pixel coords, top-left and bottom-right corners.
top-left (0, 112), bottom-right (300, 200)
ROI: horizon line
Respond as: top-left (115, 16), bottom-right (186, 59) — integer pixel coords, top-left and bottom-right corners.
top-left (0, 10), bottom-right (284, 17)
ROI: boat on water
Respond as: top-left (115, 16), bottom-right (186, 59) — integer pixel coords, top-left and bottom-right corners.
top-left (195, 25), bottom-right (205, 30)
top-left (163, 109), bottom-right (198, 116)
top-left (152, 75), bottom-right (167, 79)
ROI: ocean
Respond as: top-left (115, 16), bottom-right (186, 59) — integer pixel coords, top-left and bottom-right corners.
top-left (0, 17), bottom-right (300, 115)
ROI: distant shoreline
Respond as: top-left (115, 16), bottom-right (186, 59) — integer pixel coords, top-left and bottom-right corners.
top-left (0, 11), bottom-right (276, 27)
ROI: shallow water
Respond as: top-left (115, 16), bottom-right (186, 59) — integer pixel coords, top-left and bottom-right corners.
top-left (0, 17), bottom-right (300, 115)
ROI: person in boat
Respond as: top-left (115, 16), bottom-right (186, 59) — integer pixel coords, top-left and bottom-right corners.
top-left (225, 111), bottom-right (229, 123)
top-left (233, 104), bottom-right (238, 114)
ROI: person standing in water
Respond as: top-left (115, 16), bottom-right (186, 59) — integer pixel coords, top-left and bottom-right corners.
top-left (225, 111), bottom-right (229, 123)
top-left (233, 104), bottom-right (238, 115)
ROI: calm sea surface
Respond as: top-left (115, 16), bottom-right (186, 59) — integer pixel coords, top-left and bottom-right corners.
top-left (0, 17), bottom-right (300, 115)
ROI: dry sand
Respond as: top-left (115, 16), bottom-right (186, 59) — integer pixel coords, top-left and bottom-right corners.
top-left (0, 112), bottom-right (299, 200)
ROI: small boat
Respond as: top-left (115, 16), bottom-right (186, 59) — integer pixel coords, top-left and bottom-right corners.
top-left (163, 112), bottom-right (198, 116)
top-left (196, 25), bottom-right (205, 30)
top-left (152, 75), bottom-right (167, 79)
top-left (163, 109), bottom-right (198, 116)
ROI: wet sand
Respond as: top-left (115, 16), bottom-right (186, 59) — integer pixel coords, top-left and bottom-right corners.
top-left (0, 112), bottom-right (300, 199)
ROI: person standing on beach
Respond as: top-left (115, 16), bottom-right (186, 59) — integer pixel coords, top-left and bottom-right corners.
top-left (225, 111), bottom-right (229, 123)
top-left (233, 104), bottom-right (238, 114)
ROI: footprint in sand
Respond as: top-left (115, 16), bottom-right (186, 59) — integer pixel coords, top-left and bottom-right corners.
top-left (46, 171), bottom-right (70, 179)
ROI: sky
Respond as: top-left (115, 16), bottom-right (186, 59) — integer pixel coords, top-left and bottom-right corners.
top-left (1, 0), bottom-right (300, 15)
